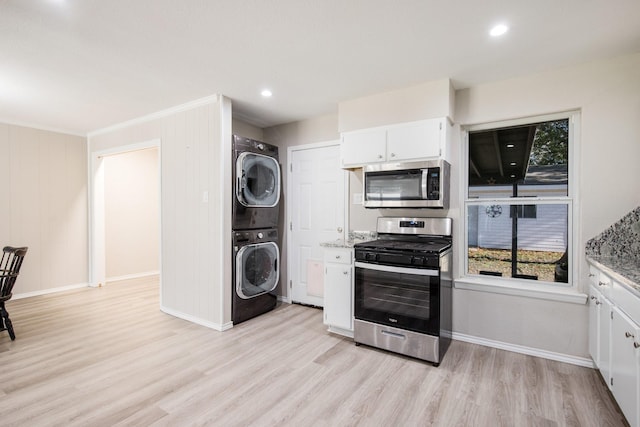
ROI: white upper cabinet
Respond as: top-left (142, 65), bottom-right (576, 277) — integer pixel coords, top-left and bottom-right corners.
top-left (341, 117), bottom-right (451, 168)
top-left (340, 128), bottom-right (387, 165)
top-left (386, 119), bottom-right (444, 161)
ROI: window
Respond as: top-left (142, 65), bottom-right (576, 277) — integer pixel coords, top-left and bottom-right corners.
top-left (464, 114), bottom-right (576, 286)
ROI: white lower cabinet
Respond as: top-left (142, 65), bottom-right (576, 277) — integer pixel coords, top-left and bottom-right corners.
top-left (589, 264), bottom-right (640, 426)
top-left (611, 306), bottom-right (640, 427)
top-left (323, 247), bottom-right (354, 337)
top-left (589, 285), bottom-right (613, 386)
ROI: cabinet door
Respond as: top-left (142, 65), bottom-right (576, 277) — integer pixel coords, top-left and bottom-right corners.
top-left (599, 295), bottom-right (612, 389)
top-left (588, 286), bottom-right (600, 365)
top-left (386, 118), bottom-right (442, 161)
top-left (611, 306), bottom-right (640, 426)
top-left (324, 263), bottom-right (353, 331)
top-left (341, 129), bottom-right (386, 167)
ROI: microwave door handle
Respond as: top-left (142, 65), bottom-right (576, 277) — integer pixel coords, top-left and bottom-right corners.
top-left (421, 169), bottom-right (428, 199)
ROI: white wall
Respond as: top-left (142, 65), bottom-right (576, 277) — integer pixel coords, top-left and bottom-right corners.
top-left (89, 96), bottom-right (233, 330)
top-left (263, 113), bottom-right (341, 300)
top-left (451, 52), bottom-right (640, 359)
top-left (273, 53), bottom-right (640, 360)
top-left (104, 148), bottom-right (159, 280)
top-left (232, 119), bottom-right (263, 141)
top-left (338, 78), bottom-right (454, 132)
top-left (0, 123), bottom-right (87, 297)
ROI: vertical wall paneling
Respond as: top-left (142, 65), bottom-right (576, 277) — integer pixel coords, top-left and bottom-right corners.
top-left (0, 123), bottom-right (87, 297)
top-left (219, 97), bottom-right (233, 326)
top-left (88, 95), bottom-right (231, 329)
top-left (0, 125), bottom-right (11, 247)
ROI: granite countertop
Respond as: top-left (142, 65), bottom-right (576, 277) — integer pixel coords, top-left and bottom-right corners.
top-left (586, 255), bottom-right (640, 294)
top-left (320, 231), bottom-right (377, 249)
top-left (586, 206), bottom-right (640, 294)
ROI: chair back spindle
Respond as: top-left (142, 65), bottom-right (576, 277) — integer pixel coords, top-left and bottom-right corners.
top-left (0, 246), bottom-right (28, 340)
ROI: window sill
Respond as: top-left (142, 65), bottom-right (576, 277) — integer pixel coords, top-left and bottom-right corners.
top-left (454, 277), bottom-right (587, 305)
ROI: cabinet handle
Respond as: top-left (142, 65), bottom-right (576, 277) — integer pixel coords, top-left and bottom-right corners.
top-left (598, 281), bottom-right (606, 287)
top-left (335, 255), bottom-right (341, 259)
top-left (343, 271), bottom-right (348, 275)
top-left (626, 331), bottom-right (635, 339)
top-left (588, 273), bottom-right (595, 277)
top-left (635, 342), bottom-right (640, 349)
top-left (595, 300), bottom-right (601, 305)
top-left (377, 154), bottom-right (383, 159)
top-left (390, 153), bottom-right (396, 157)
top-left (590, 295), bottom-right (596, 300)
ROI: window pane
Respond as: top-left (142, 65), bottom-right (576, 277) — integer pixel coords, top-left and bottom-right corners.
top-left (467, 203), bottom-right (568, 283)
top-left (468, 119), bottom-right (569, 197)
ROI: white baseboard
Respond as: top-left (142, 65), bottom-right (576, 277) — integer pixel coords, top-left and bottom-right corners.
top-left (160, 305), bottom-right (233, 332)
top-left (13, 283), bottom-right (89, 300)
top-left (452, 332), bottom-right (595, 368)
top-left (277, 295), bottom-right (292, 304)
top-left (106, 271), bottom-right (160, 283)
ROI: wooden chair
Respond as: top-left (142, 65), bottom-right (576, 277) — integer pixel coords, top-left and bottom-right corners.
top-left (0, 246), bottom-right (28, 340)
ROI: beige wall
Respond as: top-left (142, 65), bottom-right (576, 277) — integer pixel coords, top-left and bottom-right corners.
top-left (263, 113), bottom-right (340, 300)
top-left (269, 53), bottom-right (639, 359)
top-left (0, 123), bottom-right (87, 297)
top-left (232, 119), bottom-right (263, 141)
top-left (449, 52), bottom-right (640, 358)
top-left (89, 97), bottom-right (233, 329)
top-left (338, 78), bottom-right (454, 132)
top-left (104, 148), bottom-right (159, 280)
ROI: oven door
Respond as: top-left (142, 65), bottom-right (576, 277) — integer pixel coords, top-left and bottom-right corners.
top-left (354, 261), bottom-right (440, 335)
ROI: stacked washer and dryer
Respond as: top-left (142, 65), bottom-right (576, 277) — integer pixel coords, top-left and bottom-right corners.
top-left (231, 135), bottom-right (282, 324)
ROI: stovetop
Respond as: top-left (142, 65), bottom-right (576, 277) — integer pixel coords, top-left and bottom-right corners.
top-left (354, 236), bottom-right (452, 254)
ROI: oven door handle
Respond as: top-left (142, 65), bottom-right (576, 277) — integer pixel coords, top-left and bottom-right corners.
top-left (354, 262), bottom-right (438, 277)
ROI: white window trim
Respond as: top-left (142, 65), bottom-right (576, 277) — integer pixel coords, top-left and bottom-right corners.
top-left (457, 111), bottom-right (585, 304)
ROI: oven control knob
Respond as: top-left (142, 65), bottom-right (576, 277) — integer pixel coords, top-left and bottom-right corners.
top-left (257, 232), bottom-right (264, 239)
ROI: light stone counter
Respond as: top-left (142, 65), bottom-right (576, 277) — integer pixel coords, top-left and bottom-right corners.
top-left (586, 206), bottom-right (640, 295)
top-left (320, 231), bottom-right (377, 249)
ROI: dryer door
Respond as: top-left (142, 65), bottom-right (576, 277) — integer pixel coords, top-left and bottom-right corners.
top-left (236, 242), bottom-right (280, 299)
top-left (236, 152), bottom-right (281, 207)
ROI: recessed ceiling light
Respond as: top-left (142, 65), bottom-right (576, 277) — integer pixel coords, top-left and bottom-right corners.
top-left (490, 24), bottom-right (509, 37)
top-left (261, 89), bottom-right (272, 97)
top-left (510, 162), bottom-right (517, 166)
top-left (506, 144), bottom-right (515, 148)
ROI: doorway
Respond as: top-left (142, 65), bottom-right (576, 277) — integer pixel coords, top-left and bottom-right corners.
top-left (287, 141), bottom-right (347, 306)
top-left (90, 140), bottom-right (161, 288)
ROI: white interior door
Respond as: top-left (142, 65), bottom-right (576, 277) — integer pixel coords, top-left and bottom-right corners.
top-left (289, 142), bottom-right (346, 306)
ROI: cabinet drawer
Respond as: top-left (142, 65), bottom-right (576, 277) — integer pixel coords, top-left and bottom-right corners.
top-left (595, 271), bottom-right (613, 298)
top-left (324, 248), bottom-right (352, 265)
top-left (612, 280), bottom-right (640, 323)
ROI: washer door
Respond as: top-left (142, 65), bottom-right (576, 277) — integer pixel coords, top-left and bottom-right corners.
top-left (236, 242), bottom-right (280, 299)
top-left (236, 152), bottom-right (281, 207)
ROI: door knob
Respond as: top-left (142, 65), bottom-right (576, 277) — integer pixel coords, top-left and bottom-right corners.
top-left (337, 227), bottom-right (343, 233)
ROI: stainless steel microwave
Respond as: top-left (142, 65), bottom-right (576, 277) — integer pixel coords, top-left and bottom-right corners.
top-left (363, 159), bottom-right (450, 209)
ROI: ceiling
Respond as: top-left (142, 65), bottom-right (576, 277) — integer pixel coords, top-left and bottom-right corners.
top-left (469, 126), bottom-right (537, 186)
top-left (1, 0), bottom-right (639, 136)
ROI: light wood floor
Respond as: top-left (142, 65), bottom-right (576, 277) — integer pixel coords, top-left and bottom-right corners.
top-left (0, 277), bottom-right (628, 426)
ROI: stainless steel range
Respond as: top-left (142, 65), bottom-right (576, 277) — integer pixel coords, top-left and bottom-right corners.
top-left (353, 217), bottom-right (452, 366)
